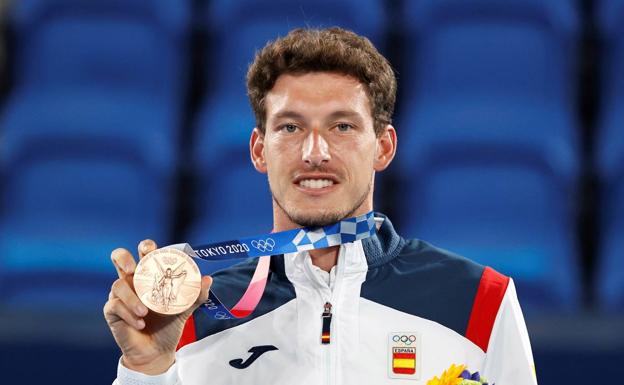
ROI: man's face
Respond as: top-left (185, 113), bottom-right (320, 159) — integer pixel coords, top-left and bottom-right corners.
top-left (251, 72), bottom-right (396, 228)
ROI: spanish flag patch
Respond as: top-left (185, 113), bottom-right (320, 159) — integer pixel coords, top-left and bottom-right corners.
top-left (388, 332), bottom-right (421, 380)
top-left (392, 347), bottom-right (416, 374)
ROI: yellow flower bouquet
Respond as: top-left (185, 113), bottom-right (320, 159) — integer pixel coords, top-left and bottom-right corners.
top-left (427, 364), bottom-right (494, 385)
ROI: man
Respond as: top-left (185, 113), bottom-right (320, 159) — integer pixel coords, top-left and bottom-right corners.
top-left (104, 27), bottom-right (537, 384)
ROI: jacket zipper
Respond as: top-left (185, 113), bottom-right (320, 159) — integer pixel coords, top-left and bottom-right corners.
top-left (321, 301), bottom-right (333, 344)
top-left (323, 271), bottom-right (343, 385)
top-left (322, 301), bottom-right (333, 385)
top-left (301, 248), bottom-right (346, 385)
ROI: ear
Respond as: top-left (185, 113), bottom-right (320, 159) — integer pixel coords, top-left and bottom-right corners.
top-left (373, 124), bottom-right (397, 172)
top-left (250, 127), bottom-right (267, 173)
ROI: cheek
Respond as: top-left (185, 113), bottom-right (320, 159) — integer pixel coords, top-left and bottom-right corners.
top-left (265, 142), bottom-right (293, 186)
top-left (338, 137), bottom-right (376, 166)
top-left (269, 134), bottom-right (302, 155)
top-left (354, 143), bottom-right (378, 184)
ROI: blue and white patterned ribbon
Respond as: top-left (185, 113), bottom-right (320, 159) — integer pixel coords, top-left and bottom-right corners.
top-left (172, 211), bottom-right (377, 320)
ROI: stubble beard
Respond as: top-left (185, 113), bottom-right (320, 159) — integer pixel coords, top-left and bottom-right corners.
top-left (272, 181), bottom-right (372, 228)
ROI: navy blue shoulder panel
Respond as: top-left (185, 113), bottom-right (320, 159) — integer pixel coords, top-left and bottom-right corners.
top-left (361, 238), bottom-right (485, 337)
top-left (192, 255), bottom-right (295, 340)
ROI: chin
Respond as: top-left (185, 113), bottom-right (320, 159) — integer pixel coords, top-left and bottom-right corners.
top-left (273, 185), bottom-right (371, 228)
top-left (284, 206), bottom-right (344, 228)
top-left (288, 205), bottom-right (359, 228)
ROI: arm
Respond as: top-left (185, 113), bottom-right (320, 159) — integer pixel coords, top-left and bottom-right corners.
top-left (482, 279), bottom-right (537, 384)
top-left (172, 271), bottom-right (188, 279)
top-left (114, 358), bottom-right (180, 385)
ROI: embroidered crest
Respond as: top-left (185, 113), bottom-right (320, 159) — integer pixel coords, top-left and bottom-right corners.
top-left (388, 332), bottom-right (421, 380)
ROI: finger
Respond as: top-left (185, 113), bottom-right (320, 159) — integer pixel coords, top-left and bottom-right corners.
top-left (181, 276), bottom-right (212, 320)
top-left (103, 298), bottom-right (146, 330)
top-left (195, 276), bottom-right (213, 307)
top-left (138, 239), bottom-right (157, 259)
top-left (111, 248), bottom-right (137, 277)
top-left (111, 278), bottom-right (149, 318)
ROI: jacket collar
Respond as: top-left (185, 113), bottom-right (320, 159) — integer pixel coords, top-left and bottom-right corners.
top-left (271, 212), bottom-right (405, 277)
top-left (362, 212), bottom-right (406, 268)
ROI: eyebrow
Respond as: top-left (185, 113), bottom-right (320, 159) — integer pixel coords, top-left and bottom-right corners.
top-left (272, 110), bottom-right (306, 120)
top-left (326, 110), bottom-right (363, 121)
top-left (272, 110), bottom-right (363, 121)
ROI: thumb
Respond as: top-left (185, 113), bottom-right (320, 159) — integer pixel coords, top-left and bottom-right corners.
top-left (194, 275), bottom-right (213, 309)
top-left (179, 276), bottom-right (212, 321)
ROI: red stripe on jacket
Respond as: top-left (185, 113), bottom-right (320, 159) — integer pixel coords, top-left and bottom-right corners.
top-left (465, 266), bottom-right (510, 352)
top-left (177, 315), bottom-right (197, 351)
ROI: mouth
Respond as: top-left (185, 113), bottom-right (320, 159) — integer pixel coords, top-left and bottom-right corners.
top-left (293, 174), bottom-right (339, 195)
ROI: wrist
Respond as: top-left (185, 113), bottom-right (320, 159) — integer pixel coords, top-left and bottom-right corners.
top-left (121, 353), bottom-right (175, 375)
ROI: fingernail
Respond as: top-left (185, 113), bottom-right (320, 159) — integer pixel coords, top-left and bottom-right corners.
top-left (124, 263), bottom-right (134, 274)
top-left (137, 319), bottom-right (145, 329)
top-left (142, 241), bottom-right (153, 253)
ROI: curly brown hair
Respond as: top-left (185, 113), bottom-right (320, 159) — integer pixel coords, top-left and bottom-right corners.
top-left (246, 27), bottom-right (397, 136)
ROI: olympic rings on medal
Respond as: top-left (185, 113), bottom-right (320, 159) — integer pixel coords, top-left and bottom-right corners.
top-left (392, 334), bottom-right (417, 345)
top-left (251, 238), bottom-right (276, 252)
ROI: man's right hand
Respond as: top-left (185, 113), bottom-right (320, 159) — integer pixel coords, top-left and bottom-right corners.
top-left (103, 239), bottom-right (212, 375)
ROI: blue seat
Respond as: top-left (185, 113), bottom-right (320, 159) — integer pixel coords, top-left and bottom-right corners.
top-left (596, 180), bottom-right (624, 310)
top-left (392, 0), bottom-right (581, 311)
top-left (186, 148), bottom-right (274, 245)
top-left (399, 0), bottom-right (580, 151)
top-left (195, 0), bottom-right (386, 151)
top-left (0, 0), bottom-right (191, 309)
top-left (188, 0), bottom-right (387, 242)
top-left (595, 0), bottom-right (624, 310)
top-left (595, 0), bottom-right (624, 177)
top-left (9, 0), bottom-right (189, 100)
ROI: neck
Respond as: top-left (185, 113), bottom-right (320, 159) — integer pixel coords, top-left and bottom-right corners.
top-left (308, 246), bottom-right (340, 272)
top-left (272, 200), bottom-right (374, 273)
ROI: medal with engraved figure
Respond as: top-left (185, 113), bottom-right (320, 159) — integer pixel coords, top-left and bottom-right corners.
top-left (133, 248), bottom-right (201, 315)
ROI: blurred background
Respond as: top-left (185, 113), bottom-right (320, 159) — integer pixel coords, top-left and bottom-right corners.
top-left (0, 0), bottom-right (622, 383)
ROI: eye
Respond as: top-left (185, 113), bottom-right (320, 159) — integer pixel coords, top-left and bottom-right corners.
top-left (281, 124), bottom-right (298, 133)
top-left (336, 123), bottom-right (353, 132)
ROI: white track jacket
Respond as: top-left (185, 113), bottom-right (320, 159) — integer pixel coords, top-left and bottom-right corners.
top-left (113, 214), bottom-right (537, 385)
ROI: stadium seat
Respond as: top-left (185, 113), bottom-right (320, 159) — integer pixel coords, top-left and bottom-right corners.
top-left (595, 180), bottom-right (624, 310)
top-left (392, 0), bottom-right (582, 311)
top-left (595, 0), bottom-right (624, 310)
top-left (186, 148), bottom-right (274, 244)
top-left (0, 0), bottom-right (191, 308)
top-left (187, 0), bottom-right (387, 242)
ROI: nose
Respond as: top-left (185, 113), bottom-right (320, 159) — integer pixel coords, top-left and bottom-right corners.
top-left (302, 129), bottom-right (331, 167)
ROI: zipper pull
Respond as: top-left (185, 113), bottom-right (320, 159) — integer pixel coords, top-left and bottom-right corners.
top-left (321, 301), bottom-right (333, 345)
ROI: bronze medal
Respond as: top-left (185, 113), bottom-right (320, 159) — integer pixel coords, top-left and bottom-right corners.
top-left (133, 247), bottom-right (201, 315)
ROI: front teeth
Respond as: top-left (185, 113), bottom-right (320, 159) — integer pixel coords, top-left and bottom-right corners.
top-left (299, 179), bottom-right (334, 189)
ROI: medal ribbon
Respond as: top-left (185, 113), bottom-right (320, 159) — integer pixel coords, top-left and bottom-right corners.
top-left (170, 211), bottom-right (377, 320)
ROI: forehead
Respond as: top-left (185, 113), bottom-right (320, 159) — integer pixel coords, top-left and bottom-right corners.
top-left (265, 72), bottom-right (371, 117)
